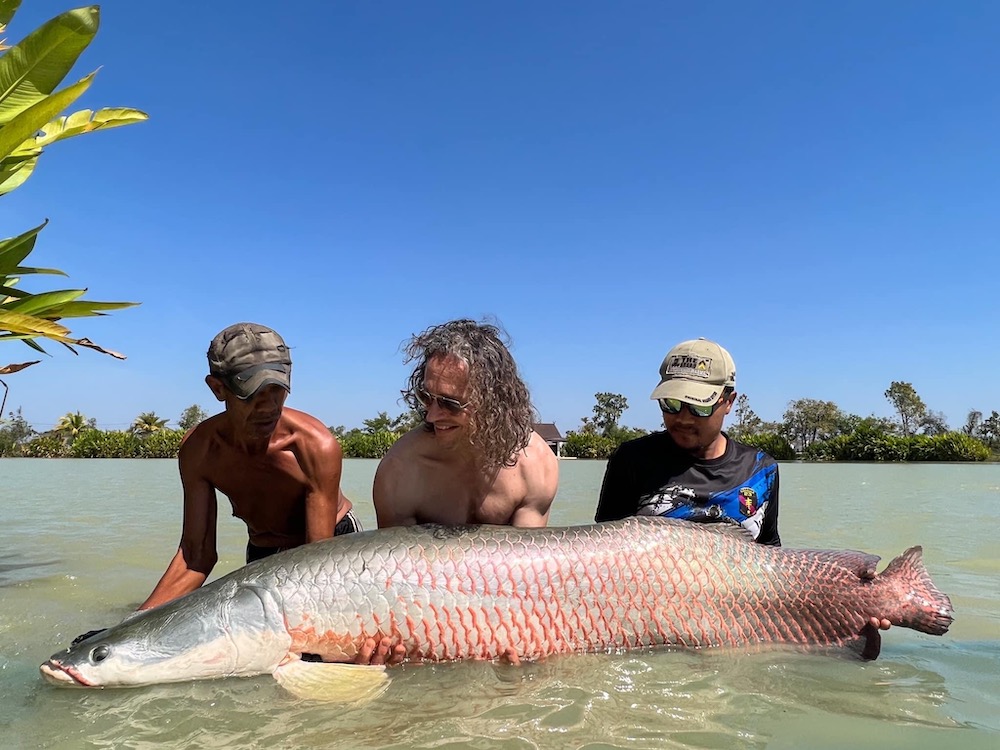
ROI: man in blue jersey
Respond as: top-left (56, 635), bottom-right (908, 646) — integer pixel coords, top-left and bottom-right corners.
top-left (594, 337), bottom-right (890, 630)
top-left (595, 337), bottom-right (781, 544)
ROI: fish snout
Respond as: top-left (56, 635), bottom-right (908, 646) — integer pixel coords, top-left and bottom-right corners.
top-left (39, 660), bottom-right (86, 687)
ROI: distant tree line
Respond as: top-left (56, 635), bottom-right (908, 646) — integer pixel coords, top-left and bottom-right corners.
top-left (0, 405), bottom-right (207, 458)
top-left (560, 381), bottom-right (996, 463)
top-left (1, 381), bottom-right (996, 462)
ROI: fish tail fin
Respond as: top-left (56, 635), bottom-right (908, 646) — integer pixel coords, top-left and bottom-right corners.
top-left (880, 546), bottom-right (954, 635)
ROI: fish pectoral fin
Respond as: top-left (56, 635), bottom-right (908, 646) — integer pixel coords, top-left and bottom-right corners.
top-left (273, 661), bottom-right (389, 704)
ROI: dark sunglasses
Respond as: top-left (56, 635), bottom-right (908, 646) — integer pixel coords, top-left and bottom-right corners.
top-left (413, 386), bottom-right (471, 414)
top-left (658, 396), bottom-right (727, 418)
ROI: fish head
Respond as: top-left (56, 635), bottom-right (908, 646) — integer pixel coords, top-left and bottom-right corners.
top-left (40, 582), bottom-right (290, 688)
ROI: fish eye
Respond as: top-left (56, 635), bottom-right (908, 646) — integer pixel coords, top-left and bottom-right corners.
top-left (90, 645), bottom-right (110, 663)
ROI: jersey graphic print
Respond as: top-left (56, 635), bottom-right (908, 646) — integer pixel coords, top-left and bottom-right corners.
top-left (635, 451), bottom-right (777, 540)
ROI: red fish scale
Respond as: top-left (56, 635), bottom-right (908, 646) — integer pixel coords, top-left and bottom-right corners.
top-left (274, 518), bottom-right (951, 662)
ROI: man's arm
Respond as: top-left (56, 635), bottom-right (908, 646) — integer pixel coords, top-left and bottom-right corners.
top-left (138, 441), bottom-right (219, 610)
top-left (294, 420), bottom-right (343, 543)
top-left (510, 434), bottom-right (559, 528)
top-left (594, 445), bottom-right (634, 522)
top-left (755, 463), bottom-right (781, 546)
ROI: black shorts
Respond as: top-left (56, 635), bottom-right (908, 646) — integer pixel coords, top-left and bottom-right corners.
top-left (246, 510), bottom-right (363, 563)
top-left (335, 508), bottom-right (363, 536)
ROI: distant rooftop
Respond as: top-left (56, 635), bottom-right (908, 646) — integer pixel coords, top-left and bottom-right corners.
top-left (532, 422), bottom-right (565, 443)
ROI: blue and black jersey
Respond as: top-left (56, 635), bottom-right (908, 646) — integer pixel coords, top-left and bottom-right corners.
top-left (595, 430), bottom-right (781, 545)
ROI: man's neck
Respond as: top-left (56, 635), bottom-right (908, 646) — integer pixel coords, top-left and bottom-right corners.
top-left (675, 431), bottom-right (728, 461)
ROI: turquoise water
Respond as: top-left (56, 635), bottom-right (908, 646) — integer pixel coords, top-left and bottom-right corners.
top-left (1, 458), bottom-right (998, 749)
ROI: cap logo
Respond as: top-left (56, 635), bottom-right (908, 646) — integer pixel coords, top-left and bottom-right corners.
top-left (666, 355), bottom-right (713, 380)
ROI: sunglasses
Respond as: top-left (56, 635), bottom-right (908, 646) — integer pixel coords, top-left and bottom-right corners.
top-left (658, 396), bottom-right (727, 418)
top-left (413, 386), bottom-right (471, 414)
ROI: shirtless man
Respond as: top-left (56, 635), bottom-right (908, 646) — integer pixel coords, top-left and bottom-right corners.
top-left (137, 322), bottom-right (358, 614)
top-left (374, 319), bottom-right (559, 529)
top-left (75, 323), bottom-right (395, 664)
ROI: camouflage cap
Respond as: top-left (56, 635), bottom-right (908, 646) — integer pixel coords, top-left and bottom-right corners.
top-left (207, 323), bottom-right (291, 399)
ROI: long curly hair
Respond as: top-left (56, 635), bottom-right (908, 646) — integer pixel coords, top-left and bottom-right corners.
top-left (401, 319), bottom-right (536, 471)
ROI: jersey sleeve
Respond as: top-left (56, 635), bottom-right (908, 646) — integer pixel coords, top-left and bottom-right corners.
top-left (755, 462), bottom-right (781, 546)
top-left (595, 444), bottom-right (636, 522)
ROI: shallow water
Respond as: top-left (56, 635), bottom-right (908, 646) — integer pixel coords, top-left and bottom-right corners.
top-left (2, 458), bottom-right (998, 749)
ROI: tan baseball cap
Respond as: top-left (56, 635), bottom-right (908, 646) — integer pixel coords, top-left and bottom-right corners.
top-left (207, 323), bottom-right (291, 399)
top-left (650, 338), bottom-right (736, 405)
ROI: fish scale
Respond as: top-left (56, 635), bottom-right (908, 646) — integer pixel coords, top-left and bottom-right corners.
top-left (41, 517), bottom-right (954, 697)
top-left (268, 518), bottom-right (950, 662)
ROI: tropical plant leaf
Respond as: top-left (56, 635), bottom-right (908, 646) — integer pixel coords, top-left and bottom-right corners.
top-left (0, 359), bottom-right (40, 375)
top-left (0, 71), bottom-right (92, 163)
top-left (0, 308), bottom-right (70, 337)
top-left (0, 220), bottom-right (46, 274)
top-left (0, 151), bottom-right (35, 191)
top-left (0, 6), bottom-right (96, 123)
top-left (0, 1), bottom-right (22, 29)
top-left (0, 3), bottom-right (142, 362)
top-left (69, 337), bottom-right (125, 359)
top-left (6, 265), bottom-right (65, 275)
top-left (34, 106), bottom-right (148, 147)
top-left (23, 299), bottom-right (138, 317)
top-left (2, 287), bottom-right (84, 314)
top-left (0, 332), bottom-right (47, 353)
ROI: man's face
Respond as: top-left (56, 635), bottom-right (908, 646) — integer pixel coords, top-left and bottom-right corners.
top-left (661, 391), bottom-right (734, 456)
top-left (420, 353), bottom-right (473, 445)
top-left (207, 375), bottom-right (288, 440)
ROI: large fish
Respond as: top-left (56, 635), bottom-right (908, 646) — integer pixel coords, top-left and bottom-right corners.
top-left (40, 518), bottom-right (953, 702)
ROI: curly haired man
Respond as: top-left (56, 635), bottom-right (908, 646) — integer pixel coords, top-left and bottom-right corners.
top-left (374, 319), bottom-right (558, 528)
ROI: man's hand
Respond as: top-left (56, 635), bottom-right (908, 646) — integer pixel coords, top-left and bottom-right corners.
top-left (354, 637), bottom-right (406, 666)
top-left (498, 647), bottom-right (521, 666)
top-left (870, 617), bottom-right (891, 631)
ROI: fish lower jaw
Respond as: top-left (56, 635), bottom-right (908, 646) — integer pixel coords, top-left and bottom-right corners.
top-left (39, 661), bottom-right (92, 687)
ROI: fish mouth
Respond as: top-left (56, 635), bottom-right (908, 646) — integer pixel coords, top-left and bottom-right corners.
top-left (40, 659), bottom-right (92, 687)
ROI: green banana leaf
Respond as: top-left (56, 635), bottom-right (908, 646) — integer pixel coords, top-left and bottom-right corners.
top-left (0, 307), bottom-right (70, 337)
top-left (0, 220), bottom-right (46, 273)
top-left (0, 6), bottom-right (96, 124)
top-left (34, 106), bottom-right (148, 147)
top-left (0, 3), bottom-right (144, 371)
top-left (0, 2), bottom-right (22, 32)
top-left (0, 71), bottom-right (92, 164)
top-left (0, 151), bottom-right (35, 192)
top-left (4, 290), bottom-right (136, 317)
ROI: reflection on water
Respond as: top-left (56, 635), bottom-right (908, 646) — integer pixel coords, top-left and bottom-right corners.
top-left (10, 645), bottom-right (987, 750)
top-left (0, 553), bottom-right (59, 587)
top-left (1, 459), bottom-right (999, 749)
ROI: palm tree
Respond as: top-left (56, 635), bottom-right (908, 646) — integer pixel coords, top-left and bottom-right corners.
top-left (131, 411), bottom-right (168, 436)
top-left (54, 411), bottom-right (94, 443)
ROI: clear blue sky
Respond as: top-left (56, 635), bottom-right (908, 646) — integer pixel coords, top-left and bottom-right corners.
top-left (3, 1), bottom-right (998, 434)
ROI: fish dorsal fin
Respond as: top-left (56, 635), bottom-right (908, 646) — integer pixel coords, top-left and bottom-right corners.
top-left (273, 661), bottom-right (389, 704)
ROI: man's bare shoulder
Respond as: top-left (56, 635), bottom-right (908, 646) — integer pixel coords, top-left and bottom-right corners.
top-left (380, 425), bottom-right (430, 464)
top-left (515, 431), bottom-right (559, 512)
top-left (279, 407), bottom-right (331, 435)
top-left (373, 427), bottom-right (430, 525)
top-left (178, 413), bottom-right (225, 459)
top-left (277, 407), bottom-right (341, 458)
top-left (521, 431), bottom-right (559, 476)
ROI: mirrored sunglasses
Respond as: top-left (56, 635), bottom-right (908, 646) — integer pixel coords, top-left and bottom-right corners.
top-left (658, 397), bottom-right (724, 418)
top-left (413, 386), bottom-right (471, 414)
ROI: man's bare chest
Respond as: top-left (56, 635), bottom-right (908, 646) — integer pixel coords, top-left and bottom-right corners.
top-left (207, 452), bottom-right (306, 505)
top-left (411, 467), bottom-right (524, 525)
